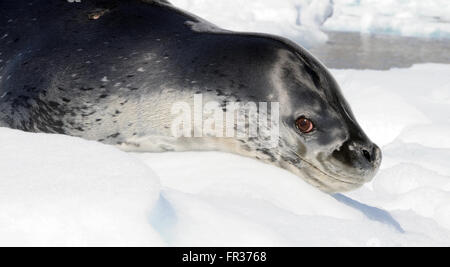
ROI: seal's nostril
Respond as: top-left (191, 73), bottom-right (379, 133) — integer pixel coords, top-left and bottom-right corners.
top-left (363, 149), bottom-right (372, 163)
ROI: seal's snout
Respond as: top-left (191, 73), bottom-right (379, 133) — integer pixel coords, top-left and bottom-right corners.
top-left (330, 139), bottom-right (382, 183)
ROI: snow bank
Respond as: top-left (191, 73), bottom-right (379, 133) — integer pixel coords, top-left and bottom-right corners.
top-left (1, 64), bottom-right (450, 246)
top-left (0, 129), bottom-right (163, 247)
top-left (137, 152), bottom-right (449, 246)
top-left (171, 0), bottom-right (450, 46)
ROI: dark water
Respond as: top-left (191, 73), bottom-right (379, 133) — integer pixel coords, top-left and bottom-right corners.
top-left (309, 31), bottom-right (450, 70)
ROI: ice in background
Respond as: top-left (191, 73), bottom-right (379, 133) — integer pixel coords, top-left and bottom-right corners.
top-left (1, 0), bottom-right (450, 246)
top-left (171, 0), bottom-right (332, 48)
top-left (171, 0), bottom-right (450, 47)
top-left (325, 0), bottom-right (450, 39)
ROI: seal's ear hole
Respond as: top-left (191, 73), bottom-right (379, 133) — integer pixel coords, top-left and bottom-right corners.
top-left (296, 116), bottom-right (315, 134)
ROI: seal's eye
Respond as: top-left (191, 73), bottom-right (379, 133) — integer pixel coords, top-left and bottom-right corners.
top-left (296, 117), bottom-right (315, 133)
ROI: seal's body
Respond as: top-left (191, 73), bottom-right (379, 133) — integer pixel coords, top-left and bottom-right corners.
top-left (0, 0), bottom-right (381, 193)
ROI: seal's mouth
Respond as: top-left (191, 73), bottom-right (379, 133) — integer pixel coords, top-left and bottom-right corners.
top-left (286, 153), bottom-right (365, 193)
top-left (302, 159), bottom-right (367, 193)
top-left (285, 142), bottom-right (382, 193)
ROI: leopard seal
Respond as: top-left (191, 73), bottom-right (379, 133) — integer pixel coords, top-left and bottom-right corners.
top-left (0, 0), bottom-right (381, 193)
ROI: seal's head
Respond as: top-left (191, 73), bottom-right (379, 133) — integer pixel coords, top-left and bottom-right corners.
top-left (262, 40), bottom-right (382, 193)
top-left (168, 32), bottom-right (382, 193)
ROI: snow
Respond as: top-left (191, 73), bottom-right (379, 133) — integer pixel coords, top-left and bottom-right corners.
top-left (331, 64), bottom-right (450, 147)
top-left (1, 64), bottom-right (449, 246)
top-left (0, 129), bottom-right (163, 247)
top-left (171, 0), bottom-right (450, 48)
